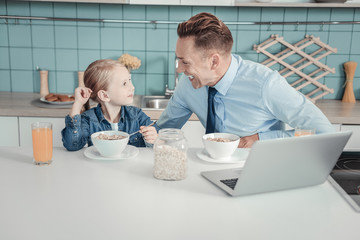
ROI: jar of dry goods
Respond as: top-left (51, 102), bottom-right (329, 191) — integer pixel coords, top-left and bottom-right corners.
top-left (153, 128), bottom-right (188, 180)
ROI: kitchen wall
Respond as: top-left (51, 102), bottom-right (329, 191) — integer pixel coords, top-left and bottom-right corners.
top-left (0, 0), bottom-right (359, 99)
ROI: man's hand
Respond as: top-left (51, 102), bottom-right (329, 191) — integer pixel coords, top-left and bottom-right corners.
top-left (238, 133), bottom-right (259, 148)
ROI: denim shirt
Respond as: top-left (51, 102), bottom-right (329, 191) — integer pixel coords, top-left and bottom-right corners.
top-left (62, 104), bottom-right (159, 151)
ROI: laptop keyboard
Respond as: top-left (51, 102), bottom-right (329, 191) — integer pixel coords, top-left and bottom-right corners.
top-left (220, 178), bottom-right (239, 190)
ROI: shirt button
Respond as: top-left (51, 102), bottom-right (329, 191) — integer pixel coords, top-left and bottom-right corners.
top-left (134, 138), bottom-right (137, 141)
top-left (74, 131), bottom-right (77, 133)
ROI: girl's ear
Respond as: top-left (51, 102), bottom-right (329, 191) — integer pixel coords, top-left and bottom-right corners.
top-left (97, 90), bottom-right (110, 102)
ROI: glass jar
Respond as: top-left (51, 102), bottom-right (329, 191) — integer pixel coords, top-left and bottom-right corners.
top-left (153, 128), bottom-right (188, 180)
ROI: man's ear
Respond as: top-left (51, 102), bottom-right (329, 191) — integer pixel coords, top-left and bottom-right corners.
top-left (210, 54), bottom-right (220, 70)
top-left (97, 90), bottom-right (110, 102)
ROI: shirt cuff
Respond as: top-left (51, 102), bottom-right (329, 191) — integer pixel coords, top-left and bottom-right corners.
top-left (65, 114), bottom-right (81, 128)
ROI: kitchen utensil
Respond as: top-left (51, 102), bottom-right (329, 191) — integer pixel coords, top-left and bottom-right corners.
top-left (39, 70), bottom-right (49, 97)
top-left (202, 133), bottom-right (240, 160)
top-left (342, 61), bottom-right (357, 103)
top-left (84, 145), bottom-right (139, 160)
top-left (91, 131), bottom-right (130, 158)
top-left (129, 120), bottom-right (157, 137)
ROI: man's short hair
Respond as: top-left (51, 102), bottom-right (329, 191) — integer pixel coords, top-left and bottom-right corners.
top-left (177, 12), bottom-right (233, 54)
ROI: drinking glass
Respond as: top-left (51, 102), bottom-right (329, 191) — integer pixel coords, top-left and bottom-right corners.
top-left (32, 122), bottom-right (53, 165)
top-left (294, 127), bottom-right (315, 137)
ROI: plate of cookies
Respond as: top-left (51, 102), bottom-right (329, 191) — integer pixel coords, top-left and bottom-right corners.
top-left (41, 93), bottom-right (75, 105)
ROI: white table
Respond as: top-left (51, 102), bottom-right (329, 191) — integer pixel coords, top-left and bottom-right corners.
top-left (0, 147), bottom-right (359, 240)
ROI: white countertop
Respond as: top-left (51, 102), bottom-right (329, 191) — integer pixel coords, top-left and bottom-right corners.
top-left (0, 146), bottom-right (359, 240)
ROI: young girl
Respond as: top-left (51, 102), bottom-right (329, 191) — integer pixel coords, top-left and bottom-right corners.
top-left (62, 59), bottom-right (159, 151)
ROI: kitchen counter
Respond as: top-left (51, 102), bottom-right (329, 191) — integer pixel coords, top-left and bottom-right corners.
top-left (1, 92), bottom-right (360, 124)
top-left (0, 146), bottom-right (359, 240)
top-left (0, 92), bottom-right (200, 120)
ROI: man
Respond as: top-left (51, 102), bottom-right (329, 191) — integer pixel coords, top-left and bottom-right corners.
top-left (157, 12), bottom-right (334, 148)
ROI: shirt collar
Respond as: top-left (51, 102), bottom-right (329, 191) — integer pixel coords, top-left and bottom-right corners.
top-left (94, 103), bottom-right (125, 123)
top-left (213, 54), bottom-right (238, 96)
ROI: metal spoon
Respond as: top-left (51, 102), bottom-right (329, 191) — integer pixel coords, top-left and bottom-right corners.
top-left (129, 120), bottom-right (157, 137)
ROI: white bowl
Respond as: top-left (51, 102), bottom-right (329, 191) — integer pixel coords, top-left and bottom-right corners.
top-left (91, 131), bottom-right (129, 158)
top-left (202, 133), bottom-right (240, 160)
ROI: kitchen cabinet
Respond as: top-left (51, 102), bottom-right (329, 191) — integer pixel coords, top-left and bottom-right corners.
top-left (341, 125), bottom-right (360, 151)
top-left (19, 117), bottom-right (65, 148)
top-left (0, 117), bottom-right (19, 147)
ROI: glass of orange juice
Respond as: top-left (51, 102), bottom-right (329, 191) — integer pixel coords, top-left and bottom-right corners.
top-left (32, 122), bottom-right (53, 165)
top-left (294, 127), bottom-right (315, 137)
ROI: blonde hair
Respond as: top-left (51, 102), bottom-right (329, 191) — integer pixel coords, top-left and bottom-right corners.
top-left (83, 59), bottom-right (127, 110)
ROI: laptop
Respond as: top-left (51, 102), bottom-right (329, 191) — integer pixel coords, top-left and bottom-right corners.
top-left (201, 131), bottom-right (352, 196)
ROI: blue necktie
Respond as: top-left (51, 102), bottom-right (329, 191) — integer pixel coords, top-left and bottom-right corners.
top-left (206, 87), bottom-right (217, 134)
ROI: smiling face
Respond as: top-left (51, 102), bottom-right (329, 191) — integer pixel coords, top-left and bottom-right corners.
top-left (175, 37), bottom-right (219, 89)
top-left (106, 65), bottom-right (134, 106)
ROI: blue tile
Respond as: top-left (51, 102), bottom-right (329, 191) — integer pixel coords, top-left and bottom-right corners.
top-left (0, 70), bottom-right (11, 91)
top-left (131, 73), bottom-right (146, 95)
top-left (193, 7), bottom-right (215, 16)
top-left (123, 5), bottom-right (146, 28)
top-left (241, 53), bottom-right (259, 63)
top-left (215, 7), bottom-right (238, 22)
top-left (32, 25), bottom-right (55, 48)
top-left (33, 48), bottom-right (56, 71)
top-left (55, 26), bottom-right (77, 49)
top-left (236, 30), bottom-right (260, 53)
top-left (78, 49), bottom-right (101, 71)
top-left (56, 71), bottom-right (77, 94)
top-left (169, 28), bottom-right (177, 52)
top-left (146, 74), bottom-right (166, 95)
top-left (354, 9), bottom-right (360, 32)
top-left (330, 8), bottom-right (354, 32)
top-left (123, 28), bottom-right (145, 51)
top-left (323, 77), bottom-right (344, 100)
top-left (326, 54), bottom-right (349, 78)
top-left (328, 31), bottom-right (352, 54)
top-left (8, 24), bottom-right (31, 47)
top-left (0, 47), bottom-right (9, 69)
top-left (260, 8), bottom-right (285, 32)
top-left (0, 25), bottom-right (8, 47)
top-left (7, 1), bottom-right (30, 15)
top-left (0, 0), bottom-right (6, 15)
top-left (55, 49), bottom-right (78, 71)
top-left (147, 6), bottom-right (169, 21)
top-left (348, 55), bottom-right (360, 78)
top-left (100, 4), bottom-right (123, 19)
top-left (168, 52), bottom-right (176, 75)
top-left (169, 6), bottom-right (192, 22)
top-left (146, 28), bottom-right (168, 51)
top-left (10, 47), bottom-right (33, 70)
top-left (350, 32), bottom-right (360, 54)
top-left (78, 27), bottom-right (100, 49)
top-left (283, 8), bottom-right (307, 31)
top-left (77, 3), bottom-right (100, 27)
top-left (100, 27), bottom-right (123, 50)
top-left (54, 2), bottom-right (77, 26)
top-left (100, 50), bottom-right (124, 63)
top-left (30, 2), bottom-right (54, 17)
top-left (145, 52), bottom-right (168, 74)
top-left (237, 7), bottom-right (261, 31)
top-left (306, 8), bottom-right (330, 32)
top-left (11, 70), bottom-right (34, 92)
top-left (30, 2), bottom-right (54, 25)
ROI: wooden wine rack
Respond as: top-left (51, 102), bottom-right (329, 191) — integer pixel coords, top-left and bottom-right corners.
top-left (253, 34), bottom-right (337, 102)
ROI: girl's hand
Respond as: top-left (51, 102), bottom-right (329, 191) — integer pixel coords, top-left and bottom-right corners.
top-left (140, 126), bottom-right (158, 144)
top-left (70, 87), bottom-right (92, 118)
top-left (74, 87), bottom-right (92, 105)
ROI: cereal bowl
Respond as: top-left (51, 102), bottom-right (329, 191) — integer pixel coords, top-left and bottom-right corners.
top-left (91, 131), bottom-right (129, 158)
top-left (202, 133), bottom-right (240, 160)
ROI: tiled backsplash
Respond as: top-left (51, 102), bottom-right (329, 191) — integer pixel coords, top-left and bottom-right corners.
top-left (0, 0), bottom-right (359, 99)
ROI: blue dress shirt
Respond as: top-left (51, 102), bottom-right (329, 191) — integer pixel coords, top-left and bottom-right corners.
top-left (157, 54), bottom-right (335, 140)
top-left (62, 104), bottom-right (159, 151)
